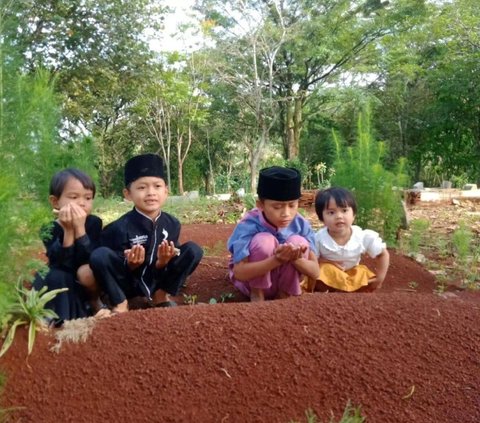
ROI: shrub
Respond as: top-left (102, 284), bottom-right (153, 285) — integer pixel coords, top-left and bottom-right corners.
top-left (331, 107), bottom-right (408, 244)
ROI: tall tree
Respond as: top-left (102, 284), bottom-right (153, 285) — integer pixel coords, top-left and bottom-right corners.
top-left (371, 0), bottom-right (480, 184)
top-left (272, 0), bottom-right (428, 159)
top-left (195, 0), bottom-right (286, 192)
top-left (138, 53), bottom-right (209, 194)
top-left (4, 0), bottom-right (165, 195)
top-left (196, 0), bottom-right (427, 166)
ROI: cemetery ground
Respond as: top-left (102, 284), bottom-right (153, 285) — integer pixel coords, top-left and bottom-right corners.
top-left (0, 197), bottom-right (479, 422)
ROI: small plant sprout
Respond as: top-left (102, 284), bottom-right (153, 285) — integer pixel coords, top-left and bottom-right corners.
top-left (208, 292), bottom-right (235, 305)
top-left (289, 401), bottom-right (365, 423)
top-left (219, 292), bottom-right (235, 303)
top-left (182, 293), bottom-right (198, 306)
top-left (408, 281), bottom-right (419, 290)
top-left (0, 283), bottom-right (68, 357)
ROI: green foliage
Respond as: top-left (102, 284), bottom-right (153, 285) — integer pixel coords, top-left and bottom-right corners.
top-left (209, 292), bottom-right (235, 304)
top-left (289, 401), bottom-right (365, 423)
top-left (451, 222), bottom-right (479, 288)
top-left (0, 7), bottom-right (63, 324)
top-left (406, 219), bottom-right (430, 255)
top-left (331, 107), bottom-right (408, 244)
top-left (183, 293), bottom-right (198, 306)
top-left (0, 284), bottom-right (67, 357)
top-left (2, 68), bottom-right (63, 200)
top-left (452, 221), bottom-right (473, 264)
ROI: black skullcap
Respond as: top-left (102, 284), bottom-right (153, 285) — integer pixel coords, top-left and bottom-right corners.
top-left (124, 154), bottom-right (165, 186)
top-left (257, 166), bottom-right (301, 201)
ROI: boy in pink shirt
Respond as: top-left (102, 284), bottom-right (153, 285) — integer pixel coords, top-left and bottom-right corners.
top-left (227, 166), bottom-right (319, 301)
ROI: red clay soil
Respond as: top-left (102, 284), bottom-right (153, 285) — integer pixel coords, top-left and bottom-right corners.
top-left (1, 223), bottom-right (480, 423)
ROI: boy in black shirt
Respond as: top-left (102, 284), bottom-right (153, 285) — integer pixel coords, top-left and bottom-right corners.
top-left (34, 168), bottom-right (108, 322)
top-left (90, 154), bottom-right (203, 313)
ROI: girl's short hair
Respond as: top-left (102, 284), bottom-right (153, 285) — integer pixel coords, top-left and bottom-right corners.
top-left (315, 187), bottom-right (357, 222)
top-left (49, 168), bottom-right (96, 198)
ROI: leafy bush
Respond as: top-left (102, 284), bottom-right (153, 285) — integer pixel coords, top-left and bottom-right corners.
top-left (331, 107), bottom-right (408, 244)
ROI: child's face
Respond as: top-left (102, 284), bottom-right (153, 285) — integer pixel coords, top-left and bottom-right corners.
top-left (123, 176), bottom-right (168, 219)
top-left (322, 198), bottom-right (355, 235)
top-left (49, 177), bottom-right (94, 215)
top-left (257, 199), bottom-right (299, 229)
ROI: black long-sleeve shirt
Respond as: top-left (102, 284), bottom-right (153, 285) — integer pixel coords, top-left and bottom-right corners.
top-left (100, 208), bottom-right (181, 297)
top-left (41, 215), bottom-right (102, 272)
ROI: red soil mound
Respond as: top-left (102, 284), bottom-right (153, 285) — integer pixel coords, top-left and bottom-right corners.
top-left (1, 223), bottom-right (479, 422)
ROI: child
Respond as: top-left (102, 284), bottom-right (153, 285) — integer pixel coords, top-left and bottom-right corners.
top-left (89, 153), bottom-right (203, 313)
top-left (306, 187), bottom-right (390, 293)
top-left (227, 166), bottom-right (319, 302)
top-left (33, 168), bottom-right (108, 323)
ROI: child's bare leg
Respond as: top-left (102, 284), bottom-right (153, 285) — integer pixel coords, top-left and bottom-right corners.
top-left (250, 287), bottom-right (265, 302)
top-left (77, 264), bottom-right (111, 317)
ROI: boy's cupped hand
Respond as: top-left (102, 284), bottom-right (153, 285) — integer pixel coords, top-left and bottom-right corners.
top-left (55, 203), bottom-right (87, 231)
top-left (155, 240), bottom-right (179, 269)
top-left (124, 244), bottom-right (145, 269)
top-left (274, 243), bottom-right (307, 263)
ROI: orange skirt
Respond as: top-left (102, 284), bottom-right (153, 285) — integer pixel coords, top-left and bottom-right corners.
top-left (302, 263), bottom-right (376, 293)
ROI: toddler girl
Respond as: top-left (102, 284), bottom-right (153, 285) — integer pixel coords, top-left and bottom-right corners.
top-left (305, 187), bottom-right (390, 292)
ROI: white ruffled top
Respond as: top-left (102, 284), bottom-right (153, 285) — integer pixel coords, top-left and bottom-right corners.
top-left (314, 225), bottom-right (386, 271)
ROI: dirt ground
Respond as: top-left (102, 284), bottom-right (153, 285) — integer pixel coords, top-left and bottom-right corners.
top-left (1, 203), bottom-right (480, 422)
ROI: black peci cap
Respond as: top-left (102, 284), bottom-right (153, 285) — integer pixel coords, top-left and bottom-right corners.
top-left (257, 166), bottom-right (301, 201)
top-left (124, 154), bottom-right (165, 186)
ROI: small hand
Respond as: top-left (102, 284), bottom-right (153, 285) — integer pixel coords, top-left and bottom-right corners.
top-left (155, 240), bottom-right (178, 269)
top-left (124, 244), bottom-right (145, 269)
top-left (56, 203), bottom-right (74, 231)
top-left (69, 202), bottom-right (87, 231)
top-left (275, 243), bottom-right (306, 263)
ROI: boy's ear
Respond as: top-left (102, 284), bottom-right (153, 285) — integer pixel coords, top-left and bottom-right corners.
top-left (256, 199), bottom-right (263, 210)
top-left (123, 188), bottom-right (132, 202)
top-left (48, 195), bottom-right (59, 209)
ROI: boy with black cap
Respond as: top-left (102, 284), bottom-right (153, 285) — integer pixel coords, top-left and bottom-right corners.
top-left (90, 153), bottom-right (203, 313)
top-left (227, 166), bottom-right (319, 302)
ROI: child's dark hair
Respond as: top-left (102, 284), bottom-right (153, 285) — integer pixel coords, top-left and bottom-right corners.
top-left (315, 187), bottom-right (357, 222)
top-left (49, 168), bottom-right (96, 198)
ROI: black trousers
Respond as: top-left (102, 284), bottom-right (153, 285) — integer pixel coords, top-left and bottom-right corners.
top-left (33, 268), bottom-right (90, 321)
top-left (90, 241), bottom-right (203, 306)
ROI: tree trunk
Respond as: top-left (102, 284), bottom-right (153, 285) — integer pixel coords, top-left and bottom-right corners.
top-left (177, 132), bottom-right (184, 195)
top-left (291, 95), bottom-right (303, 158)
top-left (286, 100), bottom-right (295, 160)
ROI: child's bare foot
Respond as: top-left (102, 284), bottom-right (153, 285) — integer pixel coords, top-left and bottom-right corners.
top-left (250, 288), bottom-right (265, 302)
top-left (112, 300), bottom-right (129, 314)
top-left (93, 307), bottom-right (112, 319)
top-left (91, 299), bottom-right (112, 319)
top-left (152, 289), bottom-right (175, 307)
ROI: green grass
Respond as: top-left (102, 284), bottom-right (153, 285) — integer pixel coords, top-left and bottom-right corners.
top-left (290, 402), bottom-right (365, 423)
top-left (94, 195), bottom-right (245, 226)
